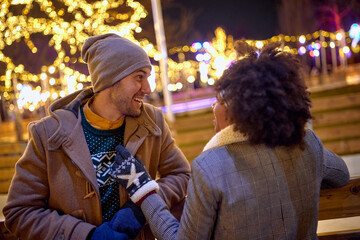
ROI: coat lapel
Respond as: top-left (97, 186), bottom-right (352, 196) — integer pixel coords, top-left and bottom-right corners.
top-left (63, 117), bottom-right (99, 191)
top-left (123, 104), bottom-right (161, 155)
top-left (48, 108), bottom-right (99, 193)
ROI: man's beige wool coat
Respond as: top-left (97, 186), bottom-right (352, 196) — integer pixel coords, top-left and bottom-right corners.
top-left (3, 88), bottom-right (191, 240)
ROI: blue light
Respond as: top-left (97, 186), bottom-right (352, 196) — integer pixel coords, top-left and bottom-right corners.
top-left (192, 42), bottom-right (202, 50)
top-left (349, 23), bottom-right (360, 48)
top-left (314, 43), bottom-right (321, 50)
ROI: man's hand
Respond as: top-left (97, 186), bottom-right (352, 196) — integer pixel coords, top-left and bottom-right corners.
top-left (88, 201), bottom-right (146, 240)
top-left (110, 144), bottom-right (159, 205)
top-left (89, 222), bottom-right (129, 240)
top-left (112, 201), bottom-right (146, 239)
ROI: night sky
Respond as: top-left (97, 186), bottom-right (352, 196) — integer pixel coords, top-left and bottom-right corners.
top-left (180, 0), bottom-right (279, 41)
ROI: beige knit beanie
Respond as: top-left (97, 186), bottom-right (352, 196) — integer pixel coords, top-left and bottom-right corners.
top-left (81, 33), bottom-right (152, 93)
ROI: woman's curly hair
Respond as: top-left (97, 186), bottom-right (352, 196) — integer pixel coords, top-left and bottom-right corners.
top-left (214, 41), bottom-right (313, 148)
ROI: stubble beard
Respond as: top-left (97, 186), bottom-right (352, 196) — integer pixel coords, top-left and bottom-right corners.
top-left (110, 83), bottom-right (142, 118)
top-left (111, 95), bottom-right (142, 118)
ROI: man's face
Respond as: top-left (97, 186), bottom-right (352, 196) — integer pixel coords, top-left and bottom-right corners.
top-left (109, 67), bottom-right (151, 117)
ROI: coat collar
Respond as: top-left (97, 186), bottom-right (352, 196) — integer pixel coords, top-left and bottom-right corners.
top-left (203, 124), bottom-right (247, 152)
top-left (47, 89), bottom-right (161, 149)
top-left (45, 89), bottom-right (162, 190)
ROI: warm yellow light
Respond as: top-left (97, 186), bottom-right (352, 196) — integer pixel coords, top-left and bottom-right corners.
top-left (299, 35), bottom-right (306, 44)
top-left (1, 0), bottom-right (355, 109)
top-left (52, 92), bottom-right (58, 99)
top-left (40, 73), bottom-right (47, 80)
top-left (175, 82), bottom-right (183, 90)
top-left (283, 46), bottom-right (290, 52)
top-left (336, 32), bottom-right (343, 41)
top-left (187, 76), bottom-right (195, 83)
top-left (49, 66), bottom-right (55, 74)
top-left (29, 104), bottom-right (35, 112)
top-left (49, 78), bottom-right (56, 85)
top-left (182, 46), bottom-right (190, 52)
top-left (352, 45), bottom-right (360, 53)
top-left (77, 83), bottom-right (83, 90)
top-left (184, 61), bottom-right (191, 68)
top-left (343, 46), bottom-right (350, 54)
top-left (255, 41), bottom-right (264, 49)
top-left (154, 54), bottom-right (161, 61)
top-left (146, 44), bottom-right (153, 51)
top-left (60, 91), bottom-right (66, 97)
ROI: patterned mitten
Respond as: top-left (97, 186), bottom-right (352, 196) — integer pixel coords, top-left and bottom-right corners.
top-left (111, 144), bottom-right (159, 205)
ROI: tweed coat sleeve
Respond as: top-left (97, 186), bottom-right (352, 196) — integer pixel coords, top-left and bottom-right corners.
top-left (141, 151), bottom-right (218, 240)
top-left (3, 120), bottom-right (95, 240)
top-left (308, 130), bottom-right (350, 188)
top-left (147, 106), bottom-right (191, 210)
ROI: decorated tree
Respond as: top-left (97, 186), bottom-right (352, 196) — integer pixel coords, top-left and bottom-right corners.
top-left (0, 0), bottom-right (159, 115)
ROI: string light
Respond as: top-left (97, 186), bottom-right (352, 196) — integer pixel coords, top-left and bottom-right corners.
top-left (1, 0), bottom-right (358, 111)
top-left (0, 0), bottom-right (157, 110)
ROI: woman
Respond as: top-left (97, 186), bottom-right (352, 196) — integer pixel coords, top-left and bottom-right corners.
top-left (111, 41), bottom-right (350, 240)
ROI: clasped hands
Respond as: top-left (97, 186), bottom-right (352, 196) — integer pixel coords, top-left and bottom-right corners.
top-left (90, 145), bottom-right (158, 240)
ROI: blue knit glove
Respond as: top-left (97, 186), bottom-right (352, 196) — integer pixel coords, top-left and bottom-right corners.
top-left (111, 201), bottom-right (146, 239)
top-left (90, 222), bottom-right (129, 240)
top-left (110, 144), bottom-right (159, 204)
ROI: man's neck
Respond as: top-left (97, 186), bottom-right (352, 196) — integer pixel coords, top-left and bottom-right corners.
top-left (90, 90), bottom-right (124, 121)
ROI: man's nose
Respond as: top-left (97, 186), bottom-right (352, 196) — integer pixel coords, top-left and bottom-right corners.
top-left (142, 80), bottom-right (151, 95)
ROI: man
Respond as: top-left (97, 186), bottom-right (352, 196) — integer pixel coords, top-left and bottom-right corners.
top-left (3, 33), bottom-right (191, 240)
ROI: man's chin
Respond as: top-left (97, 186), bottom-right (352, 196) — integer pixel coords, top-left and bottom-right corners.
top-left (126, 109), bottom-right (142, 118)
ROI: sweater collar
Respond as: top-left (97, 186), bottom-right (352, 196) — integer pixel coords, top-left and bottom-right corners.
top-left (203, 124), bottom-right (247, 152)
top-left (83, 97), bottom-right (125, 130)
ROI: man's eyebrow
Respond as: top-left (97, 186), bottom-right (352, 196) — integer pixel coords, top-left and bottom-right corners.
top-left (136, 70), bottom-right (147, 74)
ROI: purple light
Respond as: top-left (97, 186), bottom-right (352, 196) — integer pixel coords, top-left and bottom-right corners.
top-left (226, 60), bottom-right (235, 68)
top-left (298, 46), bottom-right (306, 55)
top-left (159, 97), bottom-right (216, 114)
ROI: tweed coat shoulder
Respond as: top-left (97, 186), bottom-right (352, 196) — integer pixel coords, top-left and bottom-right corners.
top-left (141, 125), bottom-right (349, 240)
top-left (3, 88), bottom-right (190, 240)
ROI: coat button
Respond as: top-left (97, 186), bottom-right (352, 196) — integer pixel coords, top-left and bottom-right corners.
top-left (57, 234), bottom-right (65, 240)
